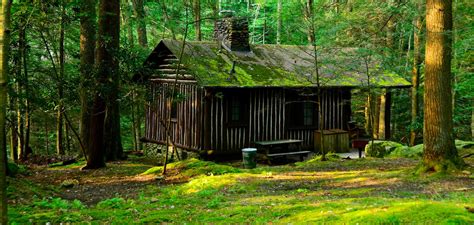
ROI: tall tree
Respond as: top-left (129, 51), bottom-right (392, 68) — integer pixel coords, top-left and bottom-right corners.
top-left (79, 0), bottom-right (97, 155)
top-left (423, 0), bottom-right (462, 171)
top-left (85, 0), bottom-right (121, 168)
top-left (56, 0), bottom-right (66, 155)
top-left (101, 0), bottom-right (122, 161)
top-left (122, 0), bottom-right (134, 45)
top-left (0, 0), bottom-right (11, 222)
top-left (276, 0), bottom-right (282, 44)
top-left (133, 0), bottom-right (147, 46)
top-left (192, 0), bottom-right (201, 41)
top-left (302, 0), bottom-right (315, 44)
top-left (410, 2), bottom-right (423, 146)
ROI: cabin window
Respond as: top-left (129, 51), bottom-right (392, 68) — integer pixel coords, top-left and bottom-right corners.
top-left (226, 95), bottom-right (249, 126)
top-left (287, 101), bottom-right (318, 129)
top-left (170, 101), bottom-right (178, 120)
top-left (303, 103), bottom-right (314, 126)
top-left (231, 98), bottom-right (241, 121)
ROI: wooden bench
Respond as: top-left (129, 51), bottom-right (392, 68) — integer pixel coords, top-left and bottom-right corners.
top-left (255, 139), bottom-right (310, 164)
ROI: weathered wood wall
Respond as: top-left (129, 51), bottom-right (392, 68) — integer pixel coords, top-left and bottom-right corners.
top-left (145, 84), bottom-right (351, 154)
top-left (144, 81), bottom-right (203, 151)
top-left (203, 87), bottom-right (351, 154)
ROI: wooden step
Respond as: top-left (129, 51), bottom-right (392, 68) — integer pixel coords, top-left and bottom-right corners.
top-left (267, 151), bottom-right (311, 157)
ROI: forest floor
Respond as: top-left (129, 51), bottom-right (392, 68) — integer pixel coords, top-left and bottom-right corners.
top-left (7, 149), bottom-right (474, 224)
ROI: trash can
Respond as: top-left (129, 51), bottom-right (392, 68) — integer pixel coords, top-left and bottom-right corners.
top-left (242, 148), bottom-right (257, 169)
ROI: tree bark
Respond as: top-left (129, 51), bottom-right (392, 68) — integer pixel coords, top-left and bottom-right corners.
top-left (378, 90), bottom-right (387, 139)
top-left (56, 1), bottom-right (65, 155)
top-left (86, 0), bottom-right (121, 168)
top-left (192, 0), bottom-right (201, 41)
top-left (100, 0), bottom-right (122, 162)
top-left (410, 5), bottom-right (423, 146)
top-left (423, 0), bottom-right (462, 171)
top-left (303, 0), bottom-right (315, 44)
top-left (23, 35), bottom-right (30, 159)
top-left (9, 97), bottom-right (16, 162)
top-left (80, 0), bottom-right (96, 158)
top-left (472, 100), bottom-right (474, 141)
top-left (0, 0), bottom-right (11, 222)
top-left (123, 0), bottom-right (134, 45)
top-left (17, 20), bottom-right (26, 161)
top-left (276, 0), bottom-right (282, 45)
top-left (133, 0), bottom-right (148, 47)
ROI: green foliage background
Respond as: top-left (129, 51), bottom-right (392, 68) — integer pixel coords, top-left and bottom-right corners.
top-left (4, 0), bottom-right (473, 157)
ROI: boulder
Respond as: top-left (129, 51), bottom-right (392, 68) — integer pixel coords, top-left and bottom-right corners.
top-left (365, 141), bottom-right (403, 158)
top-left (388, 144), bottom-right (423, 158)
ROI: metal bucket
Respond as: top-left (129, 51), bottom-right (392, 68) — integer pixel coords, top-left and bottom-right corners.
top-left (242, 148), bottom-right (257, 169)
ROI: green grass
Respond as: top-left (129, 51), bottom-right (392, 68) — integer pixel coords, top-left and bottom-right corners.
top-left (9, 157), bottom-right (474, 224)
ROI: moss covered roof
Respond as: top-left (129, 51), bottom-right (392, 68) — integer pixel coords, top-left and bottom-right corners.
top-left (145, 39), bottom-right (411, 88)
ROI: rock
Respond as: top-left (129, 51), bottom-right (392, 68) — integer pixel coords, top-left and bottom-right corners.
top-left (60, 179), bottom-right (79, 188)
top-left (365, 141), bottom-right (404, 158)
top-left (388, 144), bottom-right (423, 158)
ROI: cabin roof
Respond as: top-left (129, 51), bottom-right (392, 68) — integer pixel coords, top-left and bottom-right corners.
top-left (143, 39), bottom-right (411, 88)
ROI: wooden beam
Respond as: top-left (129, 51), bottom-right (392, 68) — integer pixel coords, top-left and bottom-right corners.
top-left (139, 137), bottom-right (199, 152)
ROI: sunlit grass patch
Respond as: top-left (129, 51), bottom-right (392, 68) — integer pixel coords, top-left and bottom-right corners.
top-left (141, 158), bottom-right (242, 177)
top-left (8, 156), bottom-right (474, 224)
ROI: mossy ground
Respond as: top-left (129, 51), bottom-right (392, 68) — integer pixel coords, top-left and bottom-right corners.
top-left (8, 154), bottom-right (474, 224)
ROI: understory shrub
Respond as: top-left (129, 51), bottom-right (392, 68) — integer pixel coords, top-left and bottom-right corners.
top-left (365, 141), bottom-right (403, 158)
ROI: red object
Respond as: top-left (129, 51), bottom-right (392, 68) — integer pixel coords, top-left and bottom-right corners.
top-left (352, 139), bottom-right (369, 158)
top-left (352, 139), bottom-right (369, 149)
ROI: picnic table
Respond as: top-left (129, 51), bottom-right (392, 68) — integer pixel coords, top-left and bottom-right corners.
top-left (254, 139), bottom-right (311, 164)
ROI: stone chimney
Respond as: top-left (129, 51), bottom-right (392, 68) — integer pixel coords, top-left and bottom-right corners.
top-left (214, 12), bottom-right (250, 52)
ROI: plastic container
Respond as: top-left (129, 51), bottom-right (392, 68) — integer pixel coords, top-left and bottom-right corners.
top-left (242, 148), bottom-right (257, 169)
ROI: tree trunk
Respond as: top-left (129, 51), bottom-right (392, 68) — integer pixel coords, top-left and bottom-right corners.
top-left (56, 1), bottom-right (65, 155)
top-left (133, 0), bottom-right (148, 47)
top-left (303, 0), bottom-right (315, 44)
top-left (80, 0), bottom-right (96, 157)
top-left (378, 91), bottom-right (387, 139)
top-left (123, 0), bottom-right (134, 45)
top-left (86, 0), bottom-right (121, 168)
top-left (472, 100), bottom-right (474, 141)
top-left (276, 0), bottom-right (282, 44)
top-left (22, 26), bottom-right (30, 158)
top-left (45, 117), bottom-right (49, 155)
top-left (17, 25), bottom-right (25, 161)
top-left (160, 1), bottom-right (175, 40)
top-left (0, 0), bottom-right (11, 222)
top-left (9, 93), bottom-right (16, 162)
top-left (192, 0), bottom-right (201, 41)
top-left (423, 0), bottom-right (462, 171)
top-left (86, 94), bottom-right (106, 169)
top-left (131, 93), bottom-right (138, 151)
top-left (410, 6), bottom-right (423, 146)
top-left (100, 0), bottom-right (122, 162)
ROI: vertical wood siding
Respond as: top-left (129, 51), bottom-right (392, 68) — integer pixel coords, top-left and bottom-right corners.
top-left (145, 84), bottom-right (351, 154)
top-left (204, 88), bottom-right (351, 154)
top-left (144, 81), bottom-right (203, 151)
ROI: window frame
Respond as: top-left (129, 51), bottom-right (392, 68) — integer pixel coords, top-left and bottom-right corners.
top-left (225, 92), bottom-right (249, 128)
top-left (286, 100), bottom-right (318, 130)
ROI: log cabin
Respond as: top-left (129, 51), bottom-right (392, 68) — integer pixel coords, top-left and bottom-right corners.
top-left (135, 16), bottom-right (411, 157)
